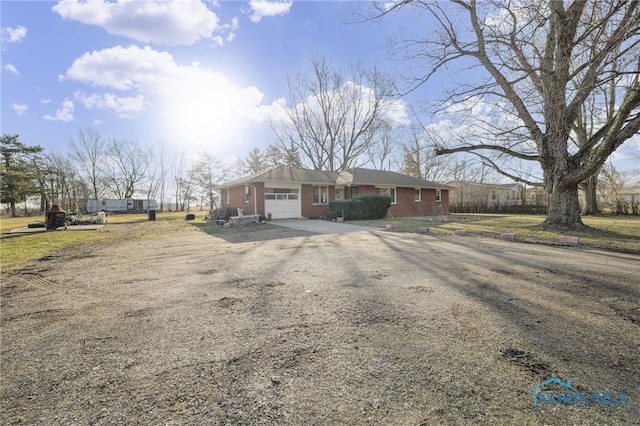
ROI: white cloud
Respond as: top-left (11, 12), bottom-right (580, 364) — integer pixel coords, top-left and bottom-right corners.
top-left (384, 98), bottom-right (410, 126)
top-left (43, 99), bottom-right (75, 122)
top-left (61, 45), bottom-right (175, 91)
top-left (63, 45), bottom-right (236, 96)
top-left (62, 45), bottom-right (278, 150)
top-left (74, 90), bottom-right (146, 118)
top-left (41, 99), bottom-right (52, 105)
top-left (441, 96), bottom-right (494, 117)
top-left (248, 0), bottom-right (292, 23)
top-left (11, 103), bottom-right (28, 115)
top-left (1, 25), bottom-right (27, 43)
top-left (4, 64), bottom-right (19, 75)
top-left (383, 1), bottom-right (404, 12)
top-left (52, 0), bottom-right (235, 46)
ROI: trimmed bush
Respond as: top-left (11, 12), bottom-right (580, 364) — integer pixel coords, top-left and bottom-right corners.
top-left (328, 195), bottom-right (391, 220)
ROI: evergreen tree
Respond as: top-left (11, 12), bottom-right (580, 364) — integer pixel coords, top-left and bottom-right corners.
top-left (1, 134), bottom-right (44, 217)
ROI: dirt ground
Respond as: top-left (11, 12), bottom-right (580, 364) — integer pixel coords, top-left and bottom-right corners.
top-left (1, 220), bottom-right (639, 425)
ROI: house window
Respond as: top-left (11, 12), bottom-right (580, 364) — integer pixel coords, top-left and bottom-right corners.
top-left (436, 189), bottom-right (442, 203)
top-left (376, 187), bottom-right (396, 204)
top-left (312, 186), bottom-right (328, 205)
top-left (265, 187), bottom-right (299, 200)
top-left (244, 185), bottom-right (250, 203)
top-left (350, 186), bottom-right (359, 198)
top-left (226, 189), bottom-right (230, 205)
top-left (414, 188), bottom-right (421, 202)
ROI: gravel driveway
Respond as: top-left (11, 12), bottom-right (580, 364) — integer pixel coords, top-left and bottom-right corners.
top-left (271, 219), bottom-right (377, 234)
top-left (1, 220), bottom-right (638, 425)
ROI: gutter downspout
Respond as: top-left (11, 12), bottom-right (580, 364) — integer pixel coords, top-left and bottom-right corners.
top-left (248, 184), bottom-right (257, 215)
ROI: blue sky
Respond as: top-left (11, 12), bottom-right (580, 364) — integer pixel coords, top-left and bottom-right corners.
top-left (2, 0), bottom-right (638, 175)
top-left (1, 0), bottom-right (429, 164)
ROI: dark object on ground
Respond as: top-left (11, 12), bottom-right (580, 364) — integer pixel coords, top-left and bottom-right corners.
top-left (185, 214), bottom-right (195, 221)
top-left (45, 205), bottom-right (67, 230)
top-left (27, 223), bottom-right (46, 228)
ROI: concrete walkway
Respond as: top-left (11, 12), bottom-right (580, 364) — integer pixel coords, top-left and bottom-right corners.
top-left (271, 219), bottom-right (378, 234)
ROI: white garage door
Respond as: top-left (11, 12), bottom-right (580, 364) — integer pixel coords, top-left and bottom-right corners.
top-left (264, 186), bottom-right (301, 219)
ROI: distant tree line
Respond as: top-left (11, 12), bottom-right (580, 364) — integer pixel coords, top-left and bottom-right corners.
top-left (1, 127), bottom-right (498, 217)
top-left (6, 128), bottom-right (636, 218)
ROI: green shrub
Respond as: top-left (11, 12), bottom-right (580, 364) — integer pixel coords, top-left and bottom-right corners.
top-left (328, 195), bottom-right (391, 220)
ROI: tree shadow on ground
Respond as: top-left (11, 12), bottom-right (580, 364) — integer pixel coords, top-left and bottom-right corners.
top-left (192, 222), bottom-right (317, 244)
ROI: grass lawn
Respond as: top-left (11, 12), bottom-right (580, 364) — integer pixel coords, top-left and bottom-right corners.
top-left (0, 210), bottom-right (202, 271)
top-left (354, 213), bottom-right (640, 253)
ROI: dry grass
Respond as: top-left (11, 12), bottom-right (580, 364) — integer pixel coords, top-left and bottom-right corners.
top-left (354, 214), bottom-right (640, 253)
top-left (0, 211), bottom-right (201, 272)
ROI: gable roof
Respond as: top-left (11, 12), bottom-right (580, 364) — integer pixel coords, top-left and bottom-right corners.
top-left (217, 165), bottom-right (451, 189)
top-left (349, 168), bottom-right (452, 189)
top-left (218, 165), bottom-right (338, 189)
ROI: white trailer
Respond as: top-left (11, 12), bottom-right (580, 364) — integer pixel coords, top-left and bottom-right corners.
top-left (86, 199), bottom-right (158, 214)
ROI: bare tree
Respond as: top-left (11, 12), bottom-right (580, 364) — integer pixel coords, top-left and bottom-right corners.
top-left (365, 123), bottom-right (398, 170)
top-left (147, 141), bottom-right (175, 211)
top-left (102, 138), bottom-right (149, 199)
top-left (449, 159), bottom-right (492, 184)
top-left (400, 129), bottom-right (450, 181)
top-left (178, 170), bottom-right (198, 212)
top-left (597, 160), bottom-right (639, 214)
top-left (69, 128), bottom-right (106, 200)
top-left (574, 96), bottom-right (602, 216)
top-left (373, 0), bottom-right (640, 229)
top-left (271, 55), bottom-right (404, 171)
top-left (573, 5), bottom-right (631, 216)
top-left (172, 152), bottom-right (195, 211)
top-left (40, 153), bottom-right (72, 209)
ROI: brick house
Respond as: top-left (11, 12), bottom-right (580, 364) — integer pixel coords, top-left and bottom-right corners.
top-left (216, 165), bottom-right (451, 219)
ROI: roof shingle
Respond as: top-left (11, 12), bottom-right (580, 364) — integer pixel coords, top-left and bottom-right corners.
top-left (218, 165), bottom-right (451, 189)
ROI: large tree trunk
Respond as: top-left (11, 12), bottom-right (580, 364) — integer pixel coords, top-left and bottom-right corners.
top-left (580, 173), bottom-right (600, 215)
top-left (543, 184), bottom-right (585, 229)
top-left (541, 151), bottom-right (587, 229)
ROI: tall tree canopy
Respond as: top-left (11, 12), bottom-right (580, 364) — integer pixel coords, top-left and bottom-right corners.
top-left (1, 134), bottom-right (43, 217)
top-left (374, 0), bottom-right (640, 229)
top-left (271, 55), bottom-right (407, 171)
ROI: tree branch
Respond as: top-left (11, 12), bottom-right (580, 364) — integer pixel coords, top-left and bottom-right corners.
top-left (435, 144), bottom-right (539, 161)
top-left (470, 152), bottom-right (544, 187)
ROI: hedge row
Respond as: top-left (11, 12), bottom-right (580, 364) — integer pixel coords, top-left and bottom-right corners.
top-left (327, 195), bottom-right (391, 220)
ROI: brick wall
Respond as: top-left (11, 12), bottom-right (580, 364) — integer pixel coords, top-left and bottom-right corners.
top-left (351, 185), bottom-right (450, 216)
top-left (300, 184), bottom-right (332, 218)
top-left (223, 183), bottom-right (449, 219)
top-left (224, 182), bottom-right (264, 216)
